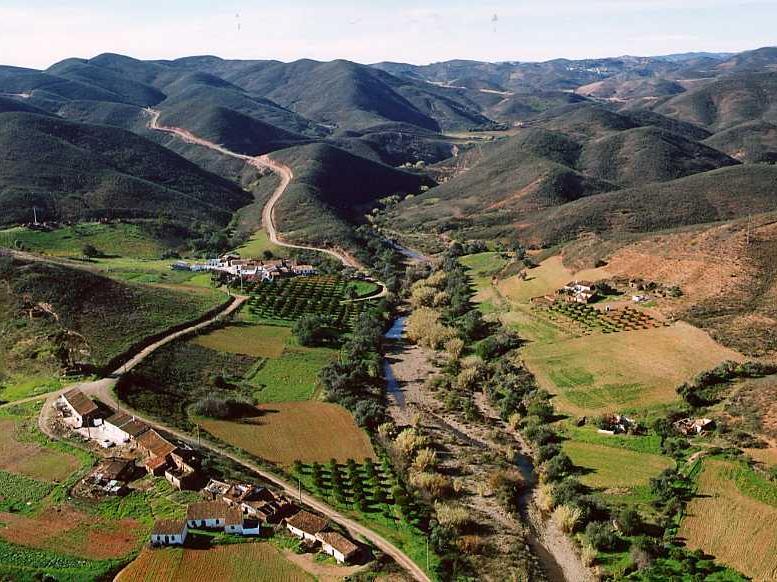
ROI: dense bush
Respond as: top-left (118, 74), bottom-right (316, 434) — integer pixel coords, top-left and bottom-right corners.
top-left (189, 396), bottom-right (256, 419)
top-left (585, 521), bottom-right (619, 551)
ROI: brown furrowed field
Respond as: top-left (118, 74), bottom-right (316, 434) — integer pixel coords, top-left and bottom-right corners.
top-left (0, 505), bottom-right (142, 559)
top-left (563, 441), bottom-right (674, 488)
top-left (117, 542), bottom-right (313, 582)
top-left (201, 401), bottom-right (376, 466)
top-left (680, 459), bottom-right (777, 582)
top-left (192, 323), bottom-right (292, 358)
top-left (522, 322), bottom-right (742, 416)
top-left (0, 419), bottom-right (81, 481)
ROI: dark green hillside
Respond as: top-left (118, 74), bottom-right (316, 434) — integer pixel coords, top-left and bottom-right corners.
top-left (536, 103), bottom-right (639, 139)
top-left (0, 96), bottom-right (49, 115)
top-left (158, 82), bottom-right (324, 137)
top-left (579, 126), bottom-right (738, 186)
top-left (623, 110), bottom-right (712, 141)
top-left (656, 72), bottom-right (777, 130)
top-left (55, 100), bottom-right (146, 131)
top-left (160, 105), bottom-right (308, 155)
top-left (0, 112), bottom-right (250, 226)
top-left (519, 164), bottom-right (777, 244)
top-left (0, 66), bottom-right (121, 104)
top-left (46, 58), bottom-right (165, 107)
top-left (332, 125), bottom-right (456, 165)
top-left (0, 254), bottom-right (223, 376)
top-left (392, 131), bottom-right (612, 233)
top-left (485, 91), bottom-right (588, 123)
top-left (271, 143), bottom-right (433, 248)
top-left (704, 120), bottom-right (777, 163)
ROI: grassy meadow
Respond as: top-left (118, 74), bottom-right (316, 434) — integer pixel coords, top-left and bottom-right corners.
top-left (0, 223), bottom-right (164, 259)
top-left (522, 323), bottom-right (741, 416)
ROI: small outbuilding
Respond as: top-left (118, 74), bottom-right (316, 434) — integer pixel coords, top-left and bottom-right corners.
top-left (316, 531), bottom-right (359, 564)
top-left (151, 519), bottom-right (188, 546)
top-left (286, 510), bottom-right (328, 543)
top-left (58, 388), bottom-right (98, 427)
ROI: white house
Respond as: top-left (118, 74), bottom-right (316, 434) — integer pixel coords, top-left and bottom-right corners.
top-left (102, 412), bottom-right (149, 443)
top-left (316, 531), bottom-right (359, 564)
top-left (58, 388), bottom-right (99, 427)
top-left (186, 501), bottom-right (259, 535)
top-left (151, 519), bottom-right (188, 546)
top-left (286, 510), bottom-right (328, 543)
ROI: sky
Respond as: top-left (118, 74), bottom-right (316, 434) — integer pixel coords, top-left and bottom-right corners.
top-left (1, 0), bottom-right (775, 69)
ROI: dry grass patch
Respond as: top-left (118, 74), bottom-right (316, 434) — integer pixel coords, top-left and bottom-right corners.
top-left (0, 505), bottom-right (142, 560)
top-left (680, 459), bottom-right (777, 582)
top-left (192, 324), bottom-right (291, 358)
top-left (117, 543), bottom-right (312, 582)
top-left (522, 322), bottom-right (742, 416)
top-left (563, 441), bottom-right (673, 489)
top-left (201, 401), bottom-right (376, 466)
top-left (498, 256), bottom-right (609, 304)
top-left (0, 419), bottom-right (80, 482)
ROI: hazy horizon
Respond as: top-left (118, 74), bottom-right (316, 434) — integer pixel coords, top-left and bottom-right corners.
top-left (1, 0), bottom-right (775, 70)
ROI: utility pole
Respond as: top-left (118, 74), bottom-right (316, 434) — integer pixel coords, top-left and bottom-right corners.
top-left (426, 538), bottom-right (429, 573)
top-left (746, 214), bottom-right (752, 246)
top-left (298, 477), bottom-right (302, 503)
top-left (32, 207), bottom-right (38, 225)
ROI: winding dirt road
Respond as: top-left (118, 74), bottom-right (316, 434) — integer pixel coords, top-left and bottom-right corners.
top-left (29, 293), bottom-right (429, 581)
top-left (145, 109), bottom-right (377, 274)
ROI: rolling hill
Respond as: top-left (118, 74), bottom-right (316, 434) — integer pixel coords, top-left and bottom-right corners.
top-left (0, 111), bottom-right (250, 227)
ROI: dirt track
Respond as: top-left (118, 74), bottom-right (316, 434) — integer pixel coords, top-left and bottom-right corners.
top-left (31, 293), bottom-right (429, 581)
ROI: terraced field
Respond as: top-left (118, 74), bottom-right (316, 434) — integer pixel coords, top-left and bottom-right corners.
top-left (680, 459), bottom-right (777, 582)
top-left (0, 419), bottom-right (80, 482)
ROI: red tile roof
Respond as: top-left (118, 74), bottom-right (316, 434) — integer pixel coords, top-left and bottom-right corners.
top-left (316, 531), bottom-right (358, 557)
top-left (286, 510), bottom-right (327, 535)
top-left (63, 388), bottom-right (98, 417)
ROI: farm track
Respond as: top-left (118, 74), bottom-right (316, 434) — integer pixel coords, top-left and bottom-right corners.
top-left (28, 285), bottom-right (428, 580)
top-left (144, 108), bottom-right (387, 303)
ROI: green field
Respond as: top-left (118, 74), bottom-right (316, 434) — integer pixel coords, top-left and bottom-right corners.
top-left (248, 347), bottom-right (336, 402)
top-left (232, 229), bottom-right (283, 258)
top-left (193, 324), bottom-right (292, 358)
top-left (460, 252), bottom-right (508, 289)
top-left (0, 375), bottom-right (63, 404)
top-left (0, 223), bottom-right (163, 259)
top-left (564, 441), bottom-right (674, 489)
top-left (522, 323), bottom-right (741, 416)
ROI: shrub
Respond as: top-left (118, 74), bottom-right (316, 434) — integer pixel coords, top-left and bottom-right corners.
top-left (553, 504), bottom-right (582, 534)
top-left (434, 502), bottom-right (471, 529)
top-left (585, 521), bottom-right (619, 551)
top-left (535, 443), bottom-right (561, 464)
top-left (189, 396), bottom-right (255, 419)
top-left (581, 543), bottom-right (597, 567)
top-left (541, 453), bottom-right (574, 482)
top-left (292, 314), bottom-right (335, 346)
top-left (616, 507), bottom-right (643, 535)
top-left (410, 472), bottom-right (453, 497)
top-left (412, 448), bottom-right (438, 473)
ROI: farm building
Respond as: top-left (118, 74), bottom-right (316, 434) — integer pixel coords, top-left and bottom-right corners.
top-left (557, 280), bottom-right (598, 304)
top-left (286, 510), bottom-right (328, 543)
top-left (203, 479), bottom-right (231, 499)
top-left (223, 483), bottom-right (261, 506)
top-left (673, 417), bottom-right (716, 436)
top-left (80, 457), bottom-right (136, 497)
top-left (242, 495), bottom-right (297, 524)
top-left (316, 531), bottom-right (359, 564)
top-left (102, 412), bottom-right (149, 443)
top-left (164, 451), bottom-right (198, 490)
top-left (151, 519), bottom-right (188, 546)
top-left (137, 430), bottom-right (177, 461)
top-left (185, 501), bottom-right (260, 535)
top-left (58, 388), bottom-right (98, 427)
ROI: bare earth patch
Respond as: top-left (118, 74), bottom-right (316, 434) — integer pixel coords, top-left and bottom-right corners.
top-left (0, 505), bottom-right (141, 559)
top-left (0, 419), bottom-right (80, 482)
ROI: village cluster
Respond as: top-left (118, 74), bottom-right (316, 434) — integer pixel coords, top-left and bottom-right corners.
top-left (171, 253), bottom-right (316, 283)
top-left (55, 388), bottom-right (361, 565)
